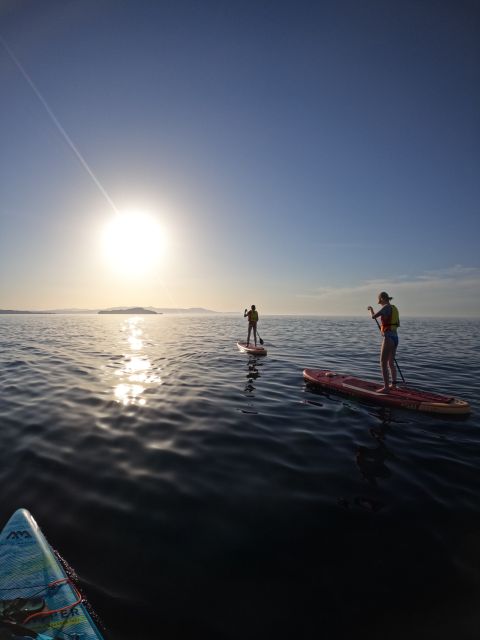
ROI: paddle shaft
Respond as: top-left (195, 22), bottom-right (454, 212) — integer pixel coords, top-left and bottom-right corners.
top-left (373, 317), bottom-right (405, 383)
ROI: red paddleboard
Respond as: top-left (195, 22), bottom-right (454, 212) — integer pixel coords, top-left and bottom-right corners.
top-left (303, 369), bottom-right (470, 415)
top-left (236, 341), bottom-right (267, 356)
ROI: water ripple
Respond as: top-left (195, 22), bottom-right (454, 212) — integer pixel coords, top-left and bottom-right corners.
top-left (0, 314), bottom-right (479, 639)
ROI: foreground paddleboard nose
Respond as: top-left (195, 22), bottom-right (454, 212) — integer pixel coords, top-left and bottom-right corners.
top-left (0, 509), bottom-right (105, 639)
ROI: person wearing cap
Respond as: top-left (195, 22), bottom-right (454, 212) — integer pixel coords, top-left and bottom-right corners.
top-left (367, 292), bottom-right (400, 393)
top-left (244, 305), bottom-right (259, 346)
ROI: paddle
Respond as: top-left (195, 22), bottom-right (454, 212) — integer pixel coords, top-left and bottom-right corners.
top-left (244, 308), bottom-right (264, 345)
top-left (372, 315), bottom-right (406, 383)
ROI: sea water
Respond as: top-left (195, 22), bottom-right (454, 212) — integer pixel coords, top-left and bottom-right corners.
top-left (0, 314), bottom-right (479, 639)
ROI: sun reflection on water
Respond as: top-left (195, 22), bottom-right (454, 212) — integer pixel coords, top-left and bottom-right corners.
top-left (113, 317), bottom-right (161, 405)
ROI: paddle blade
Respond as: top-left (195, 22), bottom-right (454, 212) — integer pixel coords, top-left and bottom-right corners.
top-left (259, 337), bottom-right (264, 345)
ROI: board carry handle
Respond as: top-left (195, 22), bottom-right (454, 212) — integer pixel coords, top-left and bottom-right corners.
top-left (23, 578), bottom-right (82, 624)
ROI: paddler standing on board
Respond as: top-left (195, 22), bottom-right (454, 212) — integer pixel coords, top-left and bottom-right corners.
top-left (368, 292), bottom-right (400, 394)
top-left (244, 304), bottom-right (259, 346)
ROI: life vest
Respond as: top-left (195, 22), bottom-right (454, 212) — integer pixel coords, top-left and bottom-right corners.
top-left (381, 304), bottom-right (399, 333)
top-left (249, 310), bottom-right (258, 323)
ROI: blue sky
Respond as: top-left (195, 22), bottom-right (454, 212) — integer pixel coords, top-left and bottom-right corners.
top-left (1, 0), bottom-right (479, 315)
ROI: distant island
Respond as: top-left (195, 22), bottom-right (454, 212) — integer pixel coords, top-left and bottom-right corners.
top-left (1, 306), bottom-right (218, 315)
top-left (0, 309), bottom-right (54, 314)
top-left (98, 307), bottom-right (158, 315)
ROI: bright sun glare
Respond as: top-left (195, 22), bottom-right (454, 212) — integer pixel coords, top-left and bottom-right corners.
top-left (101, 210), bottom-right (166, 276)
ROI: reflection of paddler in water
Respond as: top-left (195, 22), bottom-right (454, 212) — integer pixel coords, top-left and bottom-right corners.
top-left (339, 414), bottom-right (395, 512)
top-left (244, 304), bottom-right (259, 346)
top-left (244, 355), bottom-right (260, 393)
top-left (369, 406), bottom-right (395, 441)
top-left (247, 356), bottom-right (260, 380)
top-left (355, 439), bottom-right (393, 487)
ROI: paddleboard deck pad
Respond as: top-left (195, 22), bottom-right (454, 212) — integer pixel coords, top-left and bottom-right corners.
top-left (0, 508), bottom-right (104, 639)
top-left (303, 369), bottom-right (470, 415)
top-left (237, 341), bottom-right (267, 355)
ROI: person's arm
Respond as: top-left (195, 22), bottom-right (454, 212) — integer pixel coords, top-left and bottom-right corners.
top-left (367, 306), bottom-right (382, 320)
top-left (244, 308), bottom-right (248, 318)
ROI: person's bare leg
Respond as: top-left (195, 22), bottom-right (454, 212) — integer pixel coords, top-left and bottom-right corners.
top-left (389, 348), bottom-right (397, 388)
top-left (378, 338), bottom-right (394, 393)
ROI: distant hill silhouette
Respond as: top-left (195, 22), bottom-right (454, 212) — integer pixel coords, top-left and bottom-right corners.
top-left (151, 307), bottom-right (217, 314)
top-left (98, 307), bottom-right (217, 314)
top-left (0, 309), bottom-right (54, 314)
top-left (2, 306), bottom-right (219, 314)
top-left (98, 307), bottom-right (158, 314)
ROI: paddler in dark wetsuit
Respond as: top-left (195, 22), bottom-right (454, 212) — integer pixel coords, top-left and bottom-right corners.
top-left (368, 291), bottom-right (400, 393)
top-left (244, 304), bottom-right (259, 346)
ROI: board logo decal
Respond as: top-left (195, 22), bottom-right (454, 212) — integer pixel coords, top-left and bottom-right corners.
top-left (6, 529), bottom-right (32, 540)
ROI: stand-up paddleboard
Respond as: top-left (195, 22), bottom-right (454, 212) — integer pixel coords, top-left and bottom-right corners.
top-left (0, 508), bottom-right (104, 639)
top-left (236, 341), bottom-right (267, 356)
top-left (303, 369), bottom-right (471, 415)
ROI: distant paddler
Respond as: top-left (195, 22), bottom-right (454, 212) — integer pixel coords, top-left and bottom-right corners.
top-left (368, 292), bottom-right (401, 393)
top-left (244, 304), bottom-right (259, 347)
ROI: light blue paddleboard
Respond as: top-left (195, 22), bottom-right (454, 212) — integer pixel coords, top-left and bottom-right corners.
top-left (0, 508), bottom-right (104, 639)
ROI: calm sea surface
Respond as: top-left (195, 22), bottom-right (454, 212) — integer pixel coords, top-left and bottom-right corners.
top-left (1, 314), bottom-right (479, 639)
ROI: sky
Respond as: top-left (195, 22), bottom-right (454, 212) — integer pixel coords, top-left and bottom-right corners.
top-left (0, 0), bottom-right (479, 316)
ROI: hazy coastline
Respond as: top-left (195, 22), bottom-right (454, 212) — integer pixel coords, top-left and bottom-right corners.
top-left (0, 307), bottom-right (218, 315)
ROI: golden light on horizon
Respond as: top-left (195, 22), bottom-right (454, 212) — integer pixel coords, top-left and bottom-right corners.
top-left (101, 210), bottom-right (166, 276)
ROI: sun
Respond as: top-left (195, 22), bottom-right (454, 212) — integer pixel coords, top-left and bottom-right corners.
top-left (101, 210), bottom-right (166, 275)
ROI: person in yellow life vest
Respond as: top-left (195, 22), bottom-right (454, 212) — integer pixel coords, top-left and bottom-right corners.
top-left (367, 292), bottom-right (400, 393)
top-left (244, 304), bottom-right (259, 346)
